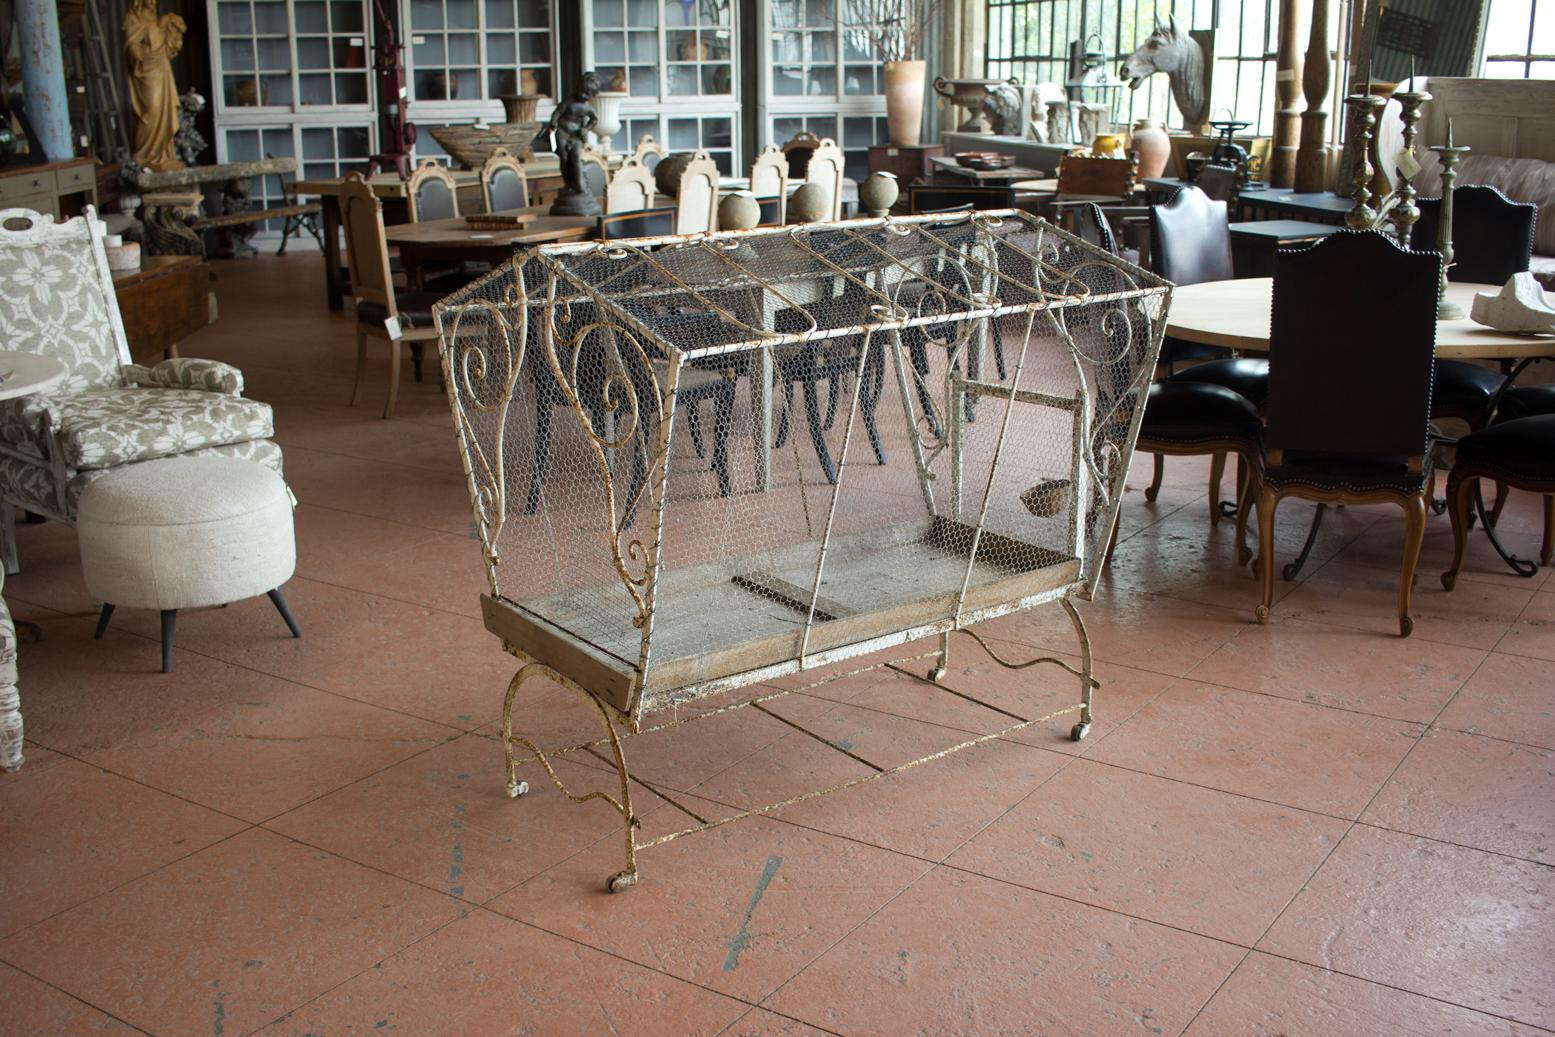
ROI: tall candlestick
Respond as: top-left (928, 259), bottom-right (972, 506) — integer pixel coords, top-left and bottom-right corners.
top-left (1430, 116), bottom-right (1471, 319)
top-left (1389, 65), bottom-right (1431, 248)
top-left (1344, 89), bottom-right (1386, 229)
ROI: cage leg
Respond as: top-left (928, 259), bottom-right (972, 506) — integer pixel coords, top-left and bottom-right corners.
top-left (1061, 598), bottom-right (1095, 741)
top-left (500, 663), bottom-right (641, 891)
top-left (927, 629), bottom-right (951, 682)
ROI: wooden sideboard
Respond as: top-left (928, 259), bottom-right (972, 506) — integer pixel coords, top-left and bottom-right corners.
top-left (0, 158), bottom-right (98, 219)
top-left (112, 257), bottom-right (214, 362)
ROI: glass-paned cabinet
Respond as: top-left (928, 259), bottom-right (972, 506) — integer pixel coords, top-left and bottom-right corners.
top-left (585, 0), bottom-right (741, 172)
top-left (213, 0), bottom-right (372, 111)
top-left (407, 0), bottom-right (554, 104)
top-left (763, 0), bottom-right (886, 179)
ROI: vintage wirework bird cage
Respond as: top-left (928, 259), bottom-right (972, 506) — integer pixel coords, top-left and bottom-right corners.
top-left (435, 211), bottom-right (1169, 892)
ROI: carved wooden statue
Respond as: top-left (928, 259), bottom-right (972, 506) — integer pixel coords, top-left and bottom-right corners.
top-left (123, 0), bottom-right (187, 171)
top-left (1120, 16), bottom-right (1209, 131)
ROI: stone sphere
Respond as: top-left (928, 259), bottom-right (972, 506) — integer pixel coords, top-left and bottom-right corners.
top-left (860, 171), bottom-right (900, 216)
top-left (653, 153), bottom-right (693, 198)
top-left (789, 182), bottom-right (831, 224)
top-left (718, 191), bottom-right (761, 231)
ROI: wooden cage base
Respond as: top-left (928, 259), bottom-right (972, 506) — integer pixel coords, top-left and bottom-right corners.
top-left (497, 598), bottom-right (1097, 893)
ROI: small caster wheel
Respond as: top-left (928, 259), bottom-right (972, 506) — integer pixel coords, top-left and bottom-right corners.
top-left (1399, 615), bottom-right (1414, 638)
top-left (606, 870), bottom-right (638, 894)
top-left (1254, 604), bottom-right (1270, 625)
top-left (1069, 721), bottom-right (1090, 742)
top-left (1440, 572), bottom-right (1456, 591)
top-left (506, 779), bottom-right (529, 798)
top-left (927, 665), bottom-right (945, 683)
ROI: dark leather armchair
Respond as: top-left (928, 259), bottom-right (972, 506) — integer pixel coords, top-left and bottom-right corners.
top-left (1254, 231), bottom-right (1441, 636)
top-left (1443, 415), bottom-right (1555, 583)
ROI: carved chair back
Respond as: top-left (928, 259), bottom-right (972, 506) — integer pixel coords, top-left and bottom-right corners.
top-left (580, 147), bottom-right (611, 201)
top-left (675, 150), bottom-right (720, 234)
top-left (750, 144), bottom-right (788, 198)
top-left (632, 133), bottom-right (664, 171)
top-left (805, 137), bottom-right (846, 221)
top-left (606, 155), bottom-right (656, 213)
top-left (407, 159), bottom-right (459, 222)
top-left (339, 174), bottom-right (398, 318)
top-left (1413, 185), bottom-right (1537, 285)
top-left (480, 147), bottom-right (529, 212)
top-left (782, 130), bottom-right (822, 180)
top-left (1194, 163), bottom-right (1240, 203)
top-left (1149, 185), bottom-right (1233, 285)
top-left (0, 206), bottom-right (129, 393)
top-left (1266, 230), bottom-right (1439, 466)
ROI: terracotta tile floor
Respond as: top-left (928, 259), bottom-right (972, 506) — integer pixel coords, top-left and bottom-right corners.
top-left (2, 252), bottom-right (1553, 1036)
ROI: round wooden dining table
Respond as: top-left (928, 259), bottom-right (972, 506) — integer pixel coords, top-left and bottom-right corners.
top-left (1164, 277), bottom-right (1555, 362)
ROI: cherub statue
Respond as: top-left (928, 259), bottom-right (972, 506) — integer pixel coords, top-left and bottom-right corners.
top-left (123, 0), bottom-right (188, 170)
top-left (537, 71), bottom-right (601, 216)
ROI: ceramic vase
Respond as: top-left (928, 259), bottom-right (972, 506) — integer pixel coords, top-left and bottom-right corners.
top-left (883, 60), bottom-right (927, 147)
top-left (499, 94), bottom-right (540, 124)
top-left (1128, 118), bottom-right (1171, 178)
top-left (520, 69), bottom-right (540, 95)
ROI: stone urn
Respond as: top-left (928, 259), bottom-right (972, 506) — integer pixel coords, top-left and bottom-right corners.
top-left (499, 94), bottom-right (542, 124)
top-left (717, 191), bottom-right (761, 231)
top-left (932, 77), bottom-right (1015, 132)
top-left (883, 60), bottom-right (926, 146)
top-left (1128, 118), bottom-right (1171, 179)
top-left (860, 172), bottom-right (899, 217)
top-left (789, 182), bottom-right (830, 223)
top-left (592, 91), bottom-right (628, 152)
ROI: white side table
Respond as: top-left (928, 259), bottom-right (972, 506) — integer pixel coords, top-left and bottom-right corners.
top-left (0, 350), bottom-right (67, 772)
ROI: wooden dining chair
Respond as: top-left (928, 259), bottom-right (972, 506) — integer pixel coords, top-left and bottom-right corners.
top-left (674, 150), bottom-right (720, 234)
top-left (749, 144), bottom-right (788, 224)
top-left (479, 147), bottom-right (529, 212)
top-left (1254, 230), bottom-right (1441, 636)
top-left (406, 158), bottom-right (459, 222)
top-left (805, 138), bottom-right (846, 222)
top-left (782, 130), bottom-right (822, 180)
top-left (1416, 187), bottom-right (1538, 430)
top-left (339, 174), bottom-right (442, 418)
top-left (605, 155), bottom-right (655, 214)
top-left (580, 146), bottom-right (611, 200)
top-left (632, 134), bottom-right (664, 171)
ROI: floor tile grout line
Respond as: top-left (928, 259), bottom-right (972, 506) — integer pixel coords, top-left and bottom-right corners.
top-left (0, 958), bottom-right (159, 1036)
top-left (1347, 817), bottom-right (1555, 870)
top-left (1176, 640), bottom-right (1502, 1034)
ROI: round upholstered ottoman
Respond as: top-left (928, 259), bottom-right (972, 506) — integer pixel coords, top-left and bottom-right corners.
top-left (77, 457), bottom-right (301, 672)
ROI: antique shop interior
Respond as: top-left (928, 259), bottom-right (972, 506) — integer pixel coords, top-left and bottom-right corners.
top-left (2, 0), bottom-right (1554, 1032)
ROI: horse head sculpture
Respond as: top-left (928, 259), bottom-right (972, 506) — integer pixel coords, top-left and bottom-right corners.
top-left (1119, 16), bottom-right (1208, 130)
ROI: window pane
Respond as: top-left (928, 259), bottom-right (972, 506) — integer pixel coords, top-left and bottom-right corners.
top-left (294, 1), bottom-right (327, 32)
top-left (1484, 0), bottom-right (1534, 55)
top-left (217, 3), bottom-right (253, 34)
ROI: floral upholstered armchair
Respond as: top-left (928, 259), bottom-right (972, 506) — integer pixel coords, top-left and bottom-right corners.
top-left (0, 207), bottom-right (281, 567)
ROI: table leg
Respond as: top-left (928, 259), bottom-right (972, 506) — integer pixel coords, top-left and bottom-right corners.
top-left (322, 197), bottom-right (344, 311)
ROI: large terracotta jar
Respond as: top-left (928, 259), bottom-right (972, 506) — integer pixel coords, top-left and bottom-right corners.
top-left (883, 60), bottom-right (927, 146)
top-left (1129, 118), bottom-right (1171, 179)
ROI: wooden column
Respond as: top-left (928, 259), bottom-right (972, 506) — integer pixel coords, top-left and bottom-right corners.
top-left (1293, 0), bottom-right (1332, 192)
top-left (1269, 0), bottom-right (1307, 188)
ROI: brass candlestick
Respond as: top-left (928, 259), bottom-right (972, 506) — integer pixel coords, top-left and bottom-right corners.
top-left (1389, 61), bottom-right (1430, 247)
top-left (1344, 90), bottom-right (1387, 230)
top-left (1430, 117), bottom-right (1472, 320)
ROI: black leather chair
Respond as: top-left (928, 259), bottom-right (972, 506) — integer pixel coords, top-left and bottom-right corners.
top-left (1254, 230), bottom-right (1441, 636)
top-left (907, 184), bottom-right (1017, 214)
top-left (1443, 414), bottom-right (1555, 584)
top-left (1480, 382), bottom-right (1554, 552)
top-left (1416, 187), bottom-right (1538, 428)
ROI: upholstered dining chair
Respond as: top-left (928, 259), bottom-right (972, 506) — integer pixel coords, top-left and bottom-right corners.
top-left (1415, 187), bottom-right (1538, 430)
top-left (749, 144), bottom-right (788, 224)
top-left (479, 147), bottom-right (529, 212)
top-left (0, 206), bottom-right (280, 567)
top-left (1254, 230), bottom-right (1441, 636)
top-left (597, 206), bottom-right (677, 240)
top-left (782, 130), bottom-right (822, 180)
top-left (674, 151), bottom-right (720, 234)
top-left (1442, 415), bottom-right (1555, 586)
top-left (580, 146), bottom-right (611, 200)
top-left (631, 133), bottom-right (664, 171)
top-left (605, 155), bottom-right (655, 214)
top-left (805, 138), bottom-right (846, 222)
top-left (406, 158), bottom-right (459, 222)
top-left (340, 174), bottom-right (443, 418)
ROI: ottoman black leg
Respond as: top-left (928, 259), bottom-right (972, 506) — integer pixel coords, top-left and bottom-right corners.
top-left (160, 610), bottom-right (177, 673)
top-left (93, 604), bottom-right (115, 640)
top-left (268, 588), bottom-right (302, 638)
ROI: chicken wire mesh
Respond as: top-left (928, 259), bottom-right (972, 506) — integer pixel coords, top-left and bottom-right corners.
top-left (436, 211), bottom-right (1169, 721)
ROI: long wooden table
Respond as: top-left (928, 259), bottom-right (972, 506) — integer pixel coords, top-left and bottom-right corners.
top-left (1165, 278), bottom-right (1555, 361)
top-left (384, 208), bottom-right (596, 284)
